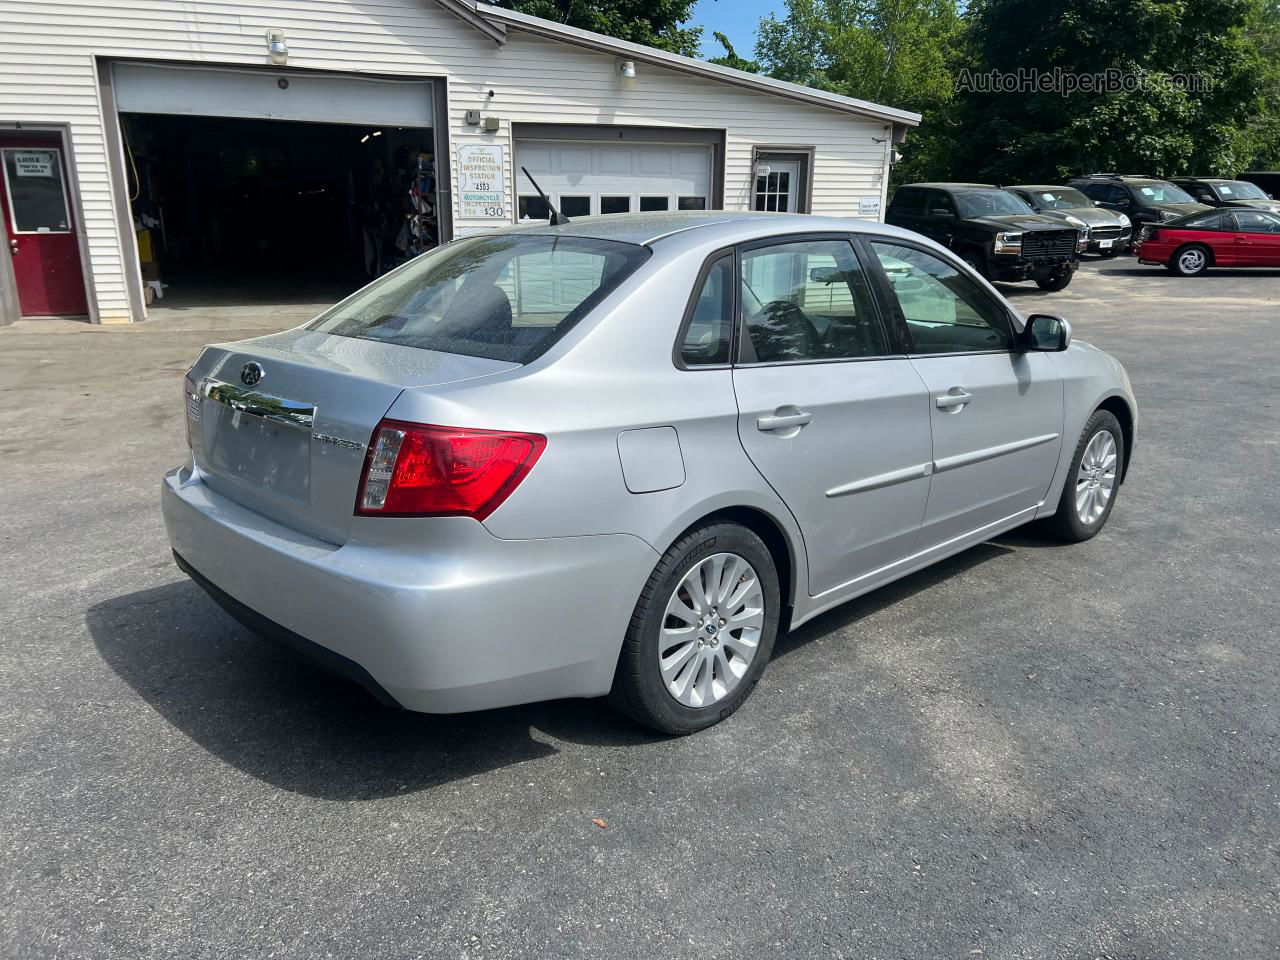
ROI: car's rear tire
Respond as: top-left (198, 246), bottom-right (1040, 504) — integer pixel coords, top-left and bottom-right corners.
top-left (1169, 244), bottom-right (1210, 276)
top-left (609, 521), bottom-right (781, 735)
top-left (1043, 410), bottom-right (1124, 542)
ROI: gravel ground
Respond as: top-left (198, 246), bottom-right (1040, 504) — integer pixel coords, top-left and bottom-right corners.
top-left (1, 257), bottom-right (1278, 959)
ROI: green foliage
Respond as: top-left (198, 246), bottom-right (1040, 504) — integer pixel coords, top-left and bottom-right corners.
top-left (756, 0), bottom-right (960, 109)
top-left (1242, 0), bottom-right (1280, 167)
top-left (492, 0), bottom-right (703, 57)
top-left (956, 0), bottom-right (1271, 180)
top-left (707, 32), bottom-right (761, 73)
top-left (752, 0), bottom-right (964, 184)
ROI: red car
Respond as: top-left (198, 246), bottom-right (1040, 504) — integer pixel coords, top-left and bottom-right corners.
top-left (1135, 207), bottom-right (1280, 275)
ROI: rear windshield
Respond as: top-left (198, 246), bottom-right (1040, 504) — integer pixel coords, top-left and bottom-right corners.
top-left (310, 234), bottom-right (651, 363)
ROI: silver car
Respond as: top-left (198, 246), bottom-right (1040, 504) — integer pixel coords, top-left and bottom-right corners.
top-left (163, 212), bottom-right (1136, 734)
top-left (1007, 185), bottom-right (1134, 256)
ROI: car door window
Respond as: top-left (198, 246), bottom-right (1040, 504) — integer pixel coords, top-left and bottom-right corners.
top-left (928, 191), bottom-right (956, 217)
top-left (679, 255), bottom-right (733, 365)
top-left (869, 242), bottom-right (1014, 354)
top-left (738, 239), bottom-right (888, 363)
top-left (1234, 210), bottom-right (1280, 234)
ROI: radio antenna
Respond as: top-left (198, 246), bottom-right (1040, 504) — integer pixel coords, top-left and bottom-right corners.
top-left (521, 166), bottom-right (570, 226)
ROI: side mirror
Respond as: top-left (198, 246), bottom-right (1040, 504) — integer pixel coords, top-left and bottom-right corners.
top-left (1023, 314), bottom-right (1072, 352)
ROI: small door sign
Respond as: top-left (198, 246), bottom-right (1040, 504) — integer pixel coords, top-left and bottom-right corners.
top-left (12, 152), bottom-right (55, 178)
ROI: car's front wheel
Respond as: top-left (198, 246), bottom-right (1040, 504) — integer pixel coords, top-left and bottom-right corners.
top-left (1169, 244), bottom-right (1210, 276)
top-left (1044, 410), bottom-right (1124, 542)
top-left (961, 251), bottom-right (989, 279)
top-left (1035, 266), bottom-right (1075, 291)
top-left (610, 521), bottom-right (781, 734)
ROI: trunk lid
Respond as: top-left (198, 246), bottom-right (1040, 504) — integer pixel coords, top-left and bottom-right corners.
top-left (185, 328), bottom-right (519, 544)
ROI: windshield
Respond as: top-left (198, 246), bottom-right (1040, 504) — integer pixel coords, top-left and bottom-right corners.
top-left (955, 190), bottom-right (1035, 218)
top-left (1136, 182), bottom-right (1196, 204)
top-left (1215, 180), bottom-right (1269, 200)
top-left (1027, 188), bottom-right (1092, 210)
top-left (310, 234), bottom-right (650, 363)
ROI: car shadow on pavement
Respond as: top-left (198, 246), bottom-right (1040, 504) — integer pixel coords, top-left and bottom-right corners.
top-left (774, 541), bottom-right (1015, 660)
top-left (87, 580), bottom-right (661, 801)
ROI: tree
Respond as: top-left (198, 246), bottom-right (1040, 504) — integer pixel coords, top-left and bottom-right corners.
top-left (752, 0), bottom-right (964, 183)
top-left (492, 1), bottom-right (703, 57)
top-left (707, 32), bottom-right (760, 73)
top-left (955, 0), bottom-right (1270, 181)
top-left (1242, 0), bottom-right (1280, 168)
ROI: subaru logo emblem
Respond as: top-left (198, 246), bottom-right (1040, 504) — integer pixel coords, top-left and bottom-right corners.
top-left (240, 362), bottom-right (264, 387)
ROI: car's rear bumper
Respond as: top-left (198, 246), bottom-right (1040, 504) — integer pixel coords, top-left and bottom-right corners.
top-left (162, 464), bottom-right (658, 713)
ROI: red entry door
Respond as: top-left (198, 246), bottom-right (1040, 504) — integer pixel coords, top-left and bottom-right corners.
top-left (0, 135), bottom-right (88, 316)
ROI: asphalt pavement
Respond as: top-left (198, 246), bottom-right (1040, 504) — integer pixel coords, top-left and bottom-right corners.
top-left (1, 257), bottom-right (1278, 959)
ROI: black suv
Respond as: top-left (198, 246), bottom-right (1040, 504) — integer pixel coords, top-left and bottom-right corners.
top-left (1169, 177), bottom-right (1280, 214)
top-left (1067, 174), bottom-right (1210, 226)
top-left (885, 183), bottom-right (1082, 290)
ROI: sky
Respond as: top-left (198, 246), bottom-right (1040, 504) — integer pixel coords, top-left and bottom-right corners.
top-left (688, 0), bottom-right (786, 60)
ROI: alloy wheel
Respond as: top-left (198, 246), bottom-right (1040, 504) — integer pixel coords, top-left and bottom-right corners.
top-left (1076, 429), bottom-right (1118, 525)
top-left (658, 552), bottom-right (765, 708)
top-left (1178, 249), bottom-right (1206, 274)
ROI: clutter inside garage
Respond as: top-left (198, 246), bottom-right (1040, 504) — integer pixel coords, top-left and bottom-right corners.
top-left (121, 114), bottom-right (439, 307)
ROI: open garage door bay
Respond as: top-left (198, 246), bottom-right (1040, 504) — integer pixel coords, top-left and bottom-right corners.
top-left (112, 63), bottom-right (442, 315)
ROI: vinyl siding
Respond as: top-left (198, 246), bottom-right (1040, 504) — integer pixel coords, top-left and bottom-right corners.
top-left (0, 0), bottom-right (893, 321)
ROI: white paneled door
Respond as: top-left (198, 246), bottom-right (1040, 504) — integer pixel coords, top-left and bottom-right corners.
top-left (514, 140), bottom-right (713, 220)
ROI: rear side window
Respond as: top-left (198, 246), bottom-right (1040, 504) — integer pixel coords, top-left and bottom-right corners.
top-left (680, 255), bottom-right (734, 365)
top-left (1179, 210), bottom-right (1228, 230)
top-left (310, 235), bottom-right (650, 364)
top-left (890, 187), bottom-right (926, 215)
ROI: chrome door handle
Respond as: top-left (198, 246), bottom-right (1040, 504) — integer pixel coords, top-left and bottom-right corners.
top-left (8, 239), bottom-right (16, 256)
top-left (936, 389), bottom-right (973, 410)
top-left (757, 410), bottom-right (813, 431)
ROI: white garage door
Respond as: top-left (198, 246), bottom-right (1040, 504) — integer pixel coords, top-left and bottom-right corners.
top-left (514, 140), bottom-right (712, 220)
top-left (113, 63), bottom-right (433, 127)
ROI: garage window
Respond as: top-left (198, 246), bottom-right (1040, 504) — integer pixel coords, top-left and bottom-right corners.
top-left (519, 195), bottom-right (550, 221)
top-left (601, 196), bottom-right (631, 215)
top-left (560, 196), bottom-right (591, 217)
top-left (678, 196), bottom-right (707, 211)
top-left (640, 196), bottom-right (670, 212)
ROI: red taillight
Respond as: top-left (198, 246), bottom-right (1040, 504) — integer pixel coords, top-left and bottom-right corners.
top-left (356, 420), bottom-right (546, 520)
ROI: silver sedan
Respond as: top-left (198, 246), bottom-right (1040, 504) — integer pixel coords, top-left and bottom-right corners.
top-left (163, 212), bottom-right (1136, 734)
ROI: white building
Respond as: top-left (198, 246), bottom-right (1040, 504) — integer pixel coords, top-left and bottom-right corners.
top-left (0, 0), bottom-right (919, 325)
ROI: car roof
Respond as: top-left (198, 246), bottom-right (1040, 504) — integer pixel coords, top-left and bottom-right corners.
top-left (1171, 176), bottom-right (1229, 183)
top-left (504, 211), bottom-right (774, 245)
top-left (483, 211), bottom-right (920, 247)
top-left (1007, 184), bottom-right (1085, 191)
top-left (902, 182), bottom-right (995, 191)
